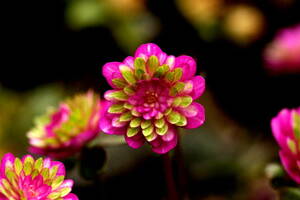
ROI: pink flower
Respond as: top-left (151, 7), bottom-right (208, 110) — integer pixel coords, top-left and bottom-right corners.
top-left (27, 91), bottom-right (101, 159)
top-left (0, 153), bottom-right (78, 200)
top-left (271, 107), bottom-right (300, 183)
top-left (100, 43), bottom-right (205, 154)
top-left (264, 24), bottom-right (300, 74)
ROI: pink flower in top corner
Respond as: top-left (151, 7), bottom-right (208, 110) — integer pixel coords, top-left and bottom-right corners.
top-left (0, 153), bottom-right (79, 200)
top-left (264, 24), bottom-right (300, 75)
top-left (100, 43), bottom-right (205, 154)
top-left (27, 91), bottom-right (101, 159)
top-left (271, 107), bottom-right (300, 184)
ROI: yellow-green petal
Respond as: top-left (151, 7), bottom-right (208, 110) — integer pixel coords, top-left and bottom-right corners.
top-left (134, 57), bottom-right (146, 80)
top-left (52, 176), bottom-right (65, 190)
top-left (105, 91), bottom-right (128, 101)
top-left (156, 124), bottom-right (168, 136)
top-left (173, 68), bottom-right (183, 82)
top-left (170, 82), bottom-right (185, 96)
top-left (142, 125), bottom-right (154, 137)
top-left (34, 157), bottom-right (43, 172)
top-left (287, 138), bottom-right (297, 154)
top-left (14, 158), bottom-right (23, 175)
top-left (147, 55), bottom-right (159, 76)
top-left (127, 127), bottom-right (140, 137)
top-left (112, 78), bottom-right (127, 88)
top-left (123, 86), bottom-right (136, 96)
top-left (119, 111), bottom-right (133, 122)
top-left (124, 102), bottom-right (133, 110)
top-left (293, 112), bottom-right (300, 139)
top-left (145, 133), bottom-right (157, 142)
top-left (120, 65), bottom-right (136, 85)
top-left (141, 120), bottom-right (151, 129)
top-left (154, 118), bottom-right (165, 128)
top-left (179, 96), bottom-right (193, 107)
top-left (108, 103), bottom-right (125, 114)
top-left (130, 118), bottom-right (142, 128)
top-left (165, 71), bottom-right (174, 83)
top-left (175, 115), bottom-right (187, 126)
top-left (154, 64), bottom-right (169, 78)
top-left (166, 111), bottom-right (181, 124)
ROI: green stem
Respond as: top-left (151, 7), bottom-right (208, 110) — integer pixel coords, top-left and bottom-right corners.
top-left (174, 134), bottom-right (189, 200)
top-left (163, 152), bottom-right (179, 200)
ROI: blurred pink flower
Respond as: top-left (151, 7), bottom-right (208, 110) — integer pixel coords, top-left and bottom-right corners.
top-left (27, 91), bottom-right (101, 159)
top-left (100, 43), bottom-right (205, 154)
top-left (0, 153), bottom-right (78, 200)
top-left (264, 24), bottom-right (300, 74)
top-left (271, 107), bottom-right (300, 183)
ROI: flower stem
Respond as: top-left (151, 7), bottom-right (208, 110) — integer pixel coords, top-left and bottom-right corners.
top-left (174, 135), bottom-right (189, 200)
top-left (163, 152), bottom-right (179, 200)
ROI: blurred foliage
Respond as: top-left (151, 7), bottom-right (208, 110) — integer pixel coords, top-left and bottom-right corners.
top-left (1, 0), bottom-right (300, 198)
top-left (65, 0), bottom-right (159, 52)
top-left (0, 86), bottom-right (280, 199)
top-left (0, 84), bottom-right (66, 157)
top-left (176, 0), bottom-right (266, 45)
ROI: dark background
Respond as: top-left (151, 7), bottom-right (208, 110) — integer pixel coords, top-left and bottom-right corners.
top-left (0, 1), bottom-right (300, 199)
top-left (2, 0), bottom-right (299, 134)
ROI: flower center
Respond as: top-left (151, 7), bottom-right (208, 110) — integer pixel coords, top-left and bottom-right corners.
top-left (127, 80), bottom-right (173, 120)
top-left (18, 176), bottom-right (52, 199)
top-left (144, 91), bottom-right (158, 105)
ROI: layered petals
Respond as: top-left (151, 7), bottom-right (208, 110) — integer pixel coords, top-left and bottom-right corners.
top-left (100, 43), bottom-right (205, 154)
top-left (271, 107), bottom-right (300, 184)
top-left (279, 150), bottom-right (300, 184)
top-left (134, 43), bottom-right (167, 64)
top-left (102, 62), bottom-right (123, 88)
top-left (174, 55), bottom-right (197, 80)
top-left (183, 102), bottom-right (205, 129)
top-left (0, 153), bottom-right (78, 200)
top-left (189, 76), bottom-right (206, 100)
top-left (27, 91), bottom-right (102, 159)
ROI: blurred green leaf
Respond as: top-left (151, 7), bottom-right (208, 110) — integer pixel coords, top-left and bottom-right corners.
top-left (66, 0), bottom-right (106, 29)
top-left (280, 187), bottom-right (300, 200)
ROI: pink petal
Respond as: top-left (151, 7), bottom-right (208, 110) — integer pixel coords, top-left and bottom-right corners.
top-left (184, 102), bottom-right (205, 129)
top-left (102, 62), bottom-right (122, 88)
top-left (189, 76), bottom-right (205, 100)
top-left (57, 180), bottom-right (74, 191)
top-left (151, 132), bottom-right (178, 154)
top-left (174, 55), bottom-right (197, 81)
top-left (36, 184), bottom-right (52, 197)
top-left (99, 101), bottom-right (127, 135)
top-left (134, 43), bottom-right (167, 65)
top-left (178, 102), bottom-right (199, 118)
top-left (21, 154), bottom-right (34, 163)
top-left (125, 133), bottom-right (145, 149)
top-left (43, 158), bottom-right (52, 168)
top-left (165, 56), bottom-right (176, 69)
top-left (161, 127), bottom-right (176, 142)
top-left (0, 193), bottom-right (7, 200)
top-left (63, 193), bottom-right (79, 200)
top-left (50, 161), bottom-right (66, 176)
top-left (104, 90), bottom-right (123, 102)
top-left (271, 109), bottom-right (294, 151)
top-left (123, 56), bottom-right (135, 69)
top-left (279, 150), bottom-right (300, 184)
top-left (0, 153), bottom-right (15, 178)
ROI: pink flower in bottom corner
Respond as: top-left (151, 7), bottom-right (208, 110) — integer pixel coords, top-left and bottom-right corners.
top-left (264, 24), bottom-right (300, 75)
top-left (0, 153), bottom-right (78, 200)
top-left (27, 91), bottom-right (101, 159)
top-left (100, 43), bottom-right (205, 154)
top-left (271, 107), bottom-right (300, 184)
